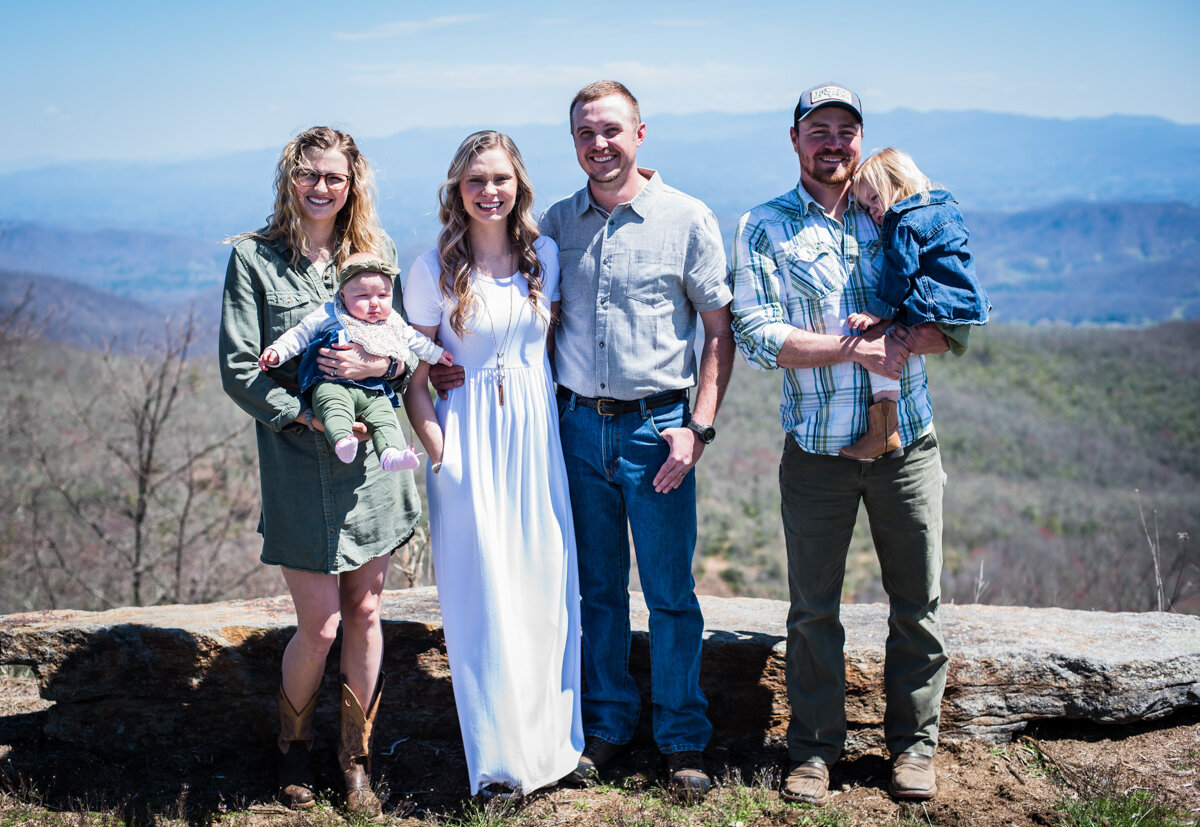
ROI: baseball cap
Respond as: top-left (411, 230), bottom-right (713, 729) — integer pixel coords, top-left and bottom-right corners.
top-left (794, 83), bottom-right (863, 124)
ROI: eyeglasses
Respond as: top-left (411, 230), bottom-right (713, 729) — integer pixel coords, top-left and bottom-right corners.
top-left (293, 168), bottom-right (351, 190)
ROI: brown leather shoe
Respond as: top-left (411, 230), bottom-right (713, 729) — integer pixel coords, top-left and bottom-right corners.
top-left (565, 737), bottom-right (626, 785)
top-left (665, 751), bottom-right (712, 802)
top-left (782, 760), bottom-right (831, 806)
top-left (890, 752), bottom-right (937, 800)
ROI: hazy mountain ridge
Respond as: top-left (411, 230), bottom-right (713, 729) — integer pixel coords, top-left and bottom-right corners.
top-left (3, 108), bottom-right (1197, 238)
top-left (3, 108), bottom-right (1199, 341)
top-left (966, 202), bottom-right (1200, 324)
top-left (4, 199), bottom-right (1198, 347)
top-left (0, 268), bottom-right (175, 349)
top-left (0, 220), bottom-right (229, 306)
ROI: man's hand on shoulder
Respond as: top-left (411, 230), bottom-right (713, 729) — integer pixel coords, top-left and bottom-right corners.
top-left (652, 428), bottom-right (703, 494)
top-left (888, 323), bottom-right (950, 355)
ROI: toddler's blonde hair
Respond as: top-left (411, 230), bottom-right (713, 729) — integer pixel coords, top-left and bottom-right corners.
top-left (852, 147), bottom-right (933, 212)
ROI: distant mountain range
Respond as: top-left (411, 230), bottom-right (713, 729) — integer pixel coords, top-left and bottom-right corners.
top-left (971, 202), bottom-right (1200, 324)
top-left (1, 107), bottom-right (1198, 345)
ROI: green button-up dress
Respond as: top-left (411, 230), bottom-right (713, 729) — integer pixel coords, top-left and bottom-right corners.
top-left (219, 235), bottom-right (421, 574)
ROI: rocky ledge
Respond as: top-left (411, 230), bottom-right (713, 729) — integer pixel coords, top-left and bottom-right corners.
top-left (0, 589), bottom-right (1196, 760)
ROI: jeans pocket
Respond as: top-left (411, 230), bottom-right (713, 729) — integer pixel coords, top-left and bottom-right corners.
top-left (644, 401), bottom-right (686, 443)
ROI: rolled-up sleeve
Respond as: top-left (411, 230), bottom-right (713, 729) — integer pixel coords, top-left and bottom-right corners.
top-left (729, 211), bottom-right (792, 370)
top-left (684, 209), bottom-right (733, 312)
top-left (218, 243), bottom-right (303, 431)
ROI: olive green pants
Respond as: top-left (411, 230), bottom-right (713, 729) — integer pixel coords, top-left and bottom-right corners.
top-left (311, 382), bottom-right (403, 458)
top-left (779, 430), bottom-right (948, 765)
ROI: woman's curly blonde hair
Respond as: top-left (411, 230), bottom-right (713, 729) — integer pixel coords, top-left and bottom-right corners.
top-left (436, 131), bottom-right (547, 338)
top-left (227, 126), bottom-right (386, 268)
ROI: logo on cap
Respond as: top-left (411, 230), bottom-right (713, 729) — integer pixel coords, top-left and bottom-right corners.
top-left (810, 85), bottom-right (854, 106)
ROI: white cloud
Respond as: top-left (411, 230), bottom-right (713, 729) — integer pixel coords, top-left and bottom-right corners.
top-left (335, 14), bottom-right (487, 41)
top-left (43, 105), bottom-right (70, 121)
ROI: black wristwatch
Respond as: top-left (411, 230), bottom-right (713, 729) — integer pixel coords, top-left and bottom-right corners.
top-left (686, 419), bottom-right (716, 444)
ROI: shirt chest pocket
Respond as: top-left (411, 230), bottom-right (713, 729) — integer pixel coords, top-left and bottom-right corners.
top-left (557, 247), bottom-right (596, 306)
top-left (264, 290), bottom-right (316, 341)
top-left (617, 250), bottom-right (684, 308)
top-left (782, 242), bottom-right (848, 302)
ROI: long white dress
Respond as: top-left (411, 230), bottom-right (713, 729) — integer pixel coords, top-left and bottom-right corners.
top-left (404, 236), bottom-right (583, 795)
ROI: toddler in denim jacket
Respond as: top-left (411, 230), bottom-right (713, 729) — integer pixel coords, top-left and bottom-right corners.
top-left (843, 148), bottom-right (990, 462)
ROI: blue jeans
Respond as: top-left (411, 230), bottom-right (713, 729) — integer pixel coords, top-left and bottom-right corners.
top-left (557, 393), bottom-right (711, 754)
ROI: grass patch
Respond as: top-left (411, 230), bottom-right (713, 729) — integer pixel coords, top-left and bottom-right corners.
top-left (1056, 788), bottom-right (1191, 827)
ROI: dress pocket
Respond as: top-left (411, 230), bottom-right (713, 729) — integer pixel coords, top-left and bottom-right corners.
top-left (264, 290), bottom-right (315, 340)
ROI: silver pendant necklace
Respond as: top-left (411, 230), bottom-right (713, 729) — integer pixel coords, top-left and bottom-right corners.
top-left (478, 251), bottom-right (522, 406)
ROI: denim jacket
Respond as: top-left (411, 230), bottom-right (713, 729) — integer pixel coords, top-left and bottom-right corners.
top-left (869, 189), bottom-right (990, 328)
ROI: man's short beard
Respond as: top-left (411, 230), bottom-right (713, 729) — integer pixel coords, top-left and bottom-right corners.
top-left (806, 156), bottom-right (858, 186)
top-left (587, 169), bottom-right (621, 185)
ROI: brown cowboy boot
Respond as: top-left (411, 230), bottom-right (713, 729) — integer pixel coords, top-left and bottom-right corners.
top-left (839, 399), bottom-right (901, 462)
top-left (338, 673), bottom-right (385, 818)
top-left (277, 685), bottom-right (318, 809)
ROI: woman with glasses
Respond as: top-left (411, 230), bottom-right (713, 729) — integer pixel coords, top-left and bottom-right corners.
top-left (220, 126), bottom-right (419, 817)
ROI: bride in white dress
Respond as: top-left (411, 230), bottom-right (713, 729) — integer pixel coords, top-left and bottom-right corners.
top-left (402, 131), bottom-right (583, 797)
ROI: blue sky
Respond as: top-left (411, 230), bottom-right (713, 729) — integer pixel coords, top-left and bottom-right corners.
top-left (5, 0), bottom-right (1199, 170)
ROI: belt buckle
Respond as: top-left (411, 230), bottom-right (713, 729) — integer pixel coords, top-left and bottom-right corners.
top-left (595, 397), bottom-right (619, 416)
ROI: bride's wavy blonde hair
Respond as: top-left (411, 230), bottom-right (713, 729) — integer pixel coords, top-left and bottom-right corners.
top-left (226, 126), bottom-right (386, 268)
top-left (436, 131), bottom-right (547, 338)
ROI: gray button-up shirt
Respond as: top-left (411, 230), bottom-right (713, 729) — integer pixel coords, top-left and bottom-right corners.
top-left (540, 170), bottom-right (731, 400)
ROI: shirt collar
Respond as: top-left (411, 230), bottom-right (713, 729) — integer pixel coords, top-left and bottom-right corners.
top-left (576, 168), bottom-right (662, 217)
top-left (792, 181), bottom-right (824, 218)
top-left (792, 180), bottom-right (867, 221)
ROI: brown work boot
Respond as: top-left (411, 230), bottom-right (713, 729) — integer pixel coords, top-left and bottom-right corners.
top-left (565, 737), bottom-right (626, 785)
top-left (890, 752), bottom-right (937, 800)
top-left (665, 751), bottom-right (712, 802)
top-left (277, 685), bottom-right (318, 809)
top-left (839, 399), bottom-right (902, 462)
top-left (338, 673), bottom-right (385, 819)
top-left (782, 760), bottom-right (831, 806)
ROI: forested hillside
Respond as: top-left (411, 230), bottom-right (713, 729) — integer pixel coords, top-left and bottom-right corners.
top-left (0, 316), bottom-right (1194, 615)
top-left (694, 321), bottom-right (1199, 613)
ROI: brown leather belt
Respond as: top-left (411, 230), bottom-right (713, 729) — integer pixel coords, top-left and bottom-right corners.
top-left (557, 387), bottom-right (686, 416)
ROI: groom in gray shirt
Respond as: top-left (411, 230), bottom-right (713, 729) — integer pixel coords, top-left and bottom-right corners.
top-left (542, 80), bottom-right (734, 801)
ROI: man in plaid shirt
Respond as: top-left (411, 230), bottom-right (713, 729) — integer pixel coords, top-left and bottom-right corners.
top-left (729, 82), bottom-right (953, 805)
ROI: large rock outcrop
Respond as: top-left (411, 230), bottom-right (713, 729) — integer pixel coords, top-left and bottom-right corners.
top-left (0, 589), bottom-right (1197, 759)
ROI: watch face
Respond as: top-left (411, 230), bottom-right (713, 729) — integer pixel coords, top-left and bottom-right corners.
top-left (688, 421), bottom-right (716, 443)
